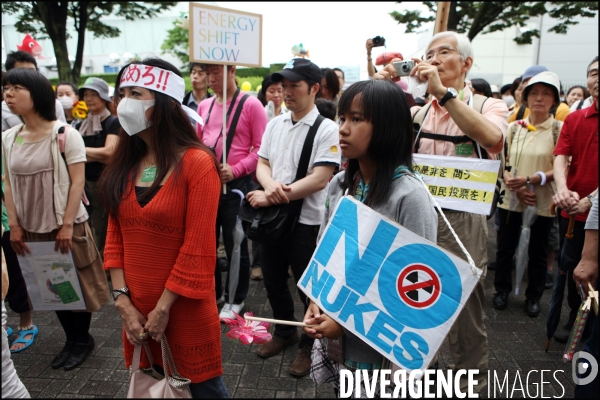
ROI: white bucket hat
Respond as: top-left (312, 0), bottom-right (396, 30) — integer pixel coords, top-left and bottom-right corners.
top-left (522, 71), bottom-right (560, 108)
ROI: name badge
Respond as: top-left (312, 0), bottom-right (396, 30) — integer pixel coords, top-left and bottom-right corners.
top-left (141, 166), bottom-right (157, 183)
top-left (454, 143), bottom-right (473, 157)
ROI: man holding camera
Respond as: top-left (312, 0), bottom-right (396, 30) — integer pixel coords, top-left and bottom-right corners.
top-left (365, 36), bottom-right (385, 77)
top-left (375, 31), bottom-right (508, 393)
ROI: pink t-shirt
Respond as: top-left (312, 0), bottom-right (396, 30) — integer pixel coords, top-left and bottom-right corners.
top-left (196, 93), bottom-right (267, 178)
top-left (410, 86), bottom-right (508, 158)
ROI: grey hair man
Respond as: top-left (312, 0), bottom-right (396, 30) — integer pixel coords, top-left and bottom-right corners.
top-left (375, 31), bottom-right (509, 394)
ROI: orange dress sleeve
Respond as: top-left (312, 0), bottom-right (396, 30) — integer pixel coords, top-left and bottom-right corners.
top-left (165, 152), bottom-right (221, 299)
top-left (103, 214), bottom-right (124, 270)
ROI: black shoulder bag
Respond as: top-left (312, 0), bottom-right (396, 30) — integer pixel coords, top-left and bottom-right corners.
top-left (238, 115), bottom-right (325, 245)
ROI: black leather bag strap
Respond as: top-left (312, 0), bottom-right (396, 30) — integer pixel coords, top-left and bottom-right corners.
top-left (222, 93), bottom-right (250, 163)
top-left (418, 132), bottom-right (474, 144)
top-left (516, 105), bottom-right (526, 121)
top-left (294, 115), bottom-right (325, 182)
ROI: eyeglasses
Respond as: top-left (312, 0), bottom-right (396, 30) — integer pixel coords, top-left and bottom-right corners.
top-left (423, 47), bottom-right (458, 62)
top-left (2, 85), bottom-right (28, 94)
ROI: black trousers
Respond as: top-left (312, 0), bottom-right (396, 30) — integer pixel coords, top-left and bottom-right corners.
top-left (2, 230), bottom-right (31, 314)
top-left (260, 223), bottom-right (319, 348)
top-left (558, 215), bottom-right (587, 325)
top-left (494, 208), bottom-right (553, 300)
top-left (214, 177), bottom-right (252, 304)
top-left (55, 311), bottom-right (92, 344)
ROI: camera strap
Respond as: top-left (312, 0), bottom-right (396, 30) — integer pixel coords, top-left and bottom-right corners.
top-left (201, 87), bottom-right (241, 141)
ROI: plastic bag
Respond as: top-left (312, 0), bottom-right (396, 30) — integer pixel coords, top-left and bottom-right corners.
top-left (405, 75), bottom-right (428, 99)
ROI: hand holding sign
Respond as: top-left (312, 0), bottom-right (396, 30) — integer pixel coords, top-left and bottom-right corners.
top-left (303, 301), bottom-right (344, 340)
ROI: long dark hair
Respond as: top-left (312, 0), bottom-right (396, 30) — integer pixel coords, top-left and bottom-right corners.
top-left (338, 80), bottom-right (414, 206)
top-left (98, 58), bottom-right (218, 217)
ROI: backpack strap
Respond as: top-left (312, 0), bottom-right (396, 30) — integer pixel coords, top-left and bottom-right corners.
top-left (505, 123), bottom-right (519, 164)
top-left (412, 103), bottom-right (432, 127)
top-left (551, 120), bottom-right (562, 147)
top-left (57, 125), bottom-right (90, 207)
top-left (414, 94), bottom-right (490, 158)
top-left (222, 93), bottom-right (250, 164)
top-left (516, 105), bottom-right (526, 121)
top-left (57, 125), bottom-right (68, 154)
top-left (294, 115), bottom-right (325, 182)
top-left (472, 93), bottom-right (488, 114)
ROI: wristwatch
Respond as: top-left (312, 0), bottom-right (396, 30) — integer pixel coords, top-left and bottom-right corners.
top-left (438, 87), bottom-right (459, 107)
top-left (587, 194), bottom-right (594, 204)
top-left (111, 287), bottom-right (130, 301)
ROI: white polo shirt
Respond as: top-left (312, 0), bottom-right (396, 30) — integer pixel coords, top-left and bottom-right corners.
top-left (258, 105), bottom-right (340, 225)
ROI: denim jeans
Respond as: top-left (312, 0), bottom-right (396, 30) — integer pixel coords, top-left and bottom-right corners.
top-left (260, 223), bottom-right (319, 349)
top-left (189, 375), bottom-right (229, 398)
top-left (215, 177), bottom-right (251, 304)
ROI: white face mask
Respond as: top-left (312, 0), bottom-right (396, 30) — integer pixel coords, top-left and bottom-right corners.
top-left (117, 98), bottom-right (155, 136)
top-left (502, 95), bottom-right (515, 107)
top-left (58, 96), bottom-right (75, 110)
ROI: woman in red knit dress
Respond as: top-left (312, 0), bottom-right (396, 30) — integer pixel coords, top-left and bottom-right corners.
top-left (98, 58), bottom-right (227, 397)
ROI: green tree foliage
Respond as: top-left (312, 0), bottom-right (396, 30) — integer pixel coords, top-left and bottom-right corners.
top-left (2, 1), bottom-right (176, 84)
top-left (390, 2), bottom-right (598, 44)
top-left (161, 21), bottom-right (190, 70)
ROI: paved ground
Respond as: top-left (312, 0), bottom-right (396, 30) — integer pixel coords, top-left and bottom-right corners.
top-left (6, 220), bottom-right (583, 398)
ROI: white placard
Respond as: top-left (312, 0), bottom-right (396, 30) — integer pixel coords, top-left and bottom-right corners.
top-left (17, 242), bottom-right (87, 311)
top-left (413, 154), bottom-right (501, 215)
top-left (298, 197), bottom-right (481, 372)
top-left (189, 3), bottom-right (262, 67)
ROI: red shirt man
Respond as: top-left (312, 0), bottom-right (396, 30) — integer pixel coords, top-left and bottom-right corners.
top-left (553, 101), bottom-right (598, 222)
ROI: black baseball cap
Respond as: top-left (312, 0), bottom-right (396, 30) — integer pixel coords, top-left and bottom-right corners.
top-left (272, 58), bottom-right (322, 84)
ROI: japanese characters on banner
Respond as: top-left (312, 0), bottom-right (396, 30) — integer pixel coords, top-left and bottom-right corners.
top-left (119, 65), bottom-right (184, 101)
top-left (189, 3), bottom-right (262, 67)
top-left (297, 197), bottom-right (481, 372)
top-left (413, 154), bottom-right (501, 215)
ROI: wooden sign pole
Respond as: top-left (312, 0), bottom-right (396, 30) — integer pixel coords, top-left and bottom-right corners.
top-left (434, 2), bottom-right (451, 34)
top-left (222, 64), bottom-right (227, 194)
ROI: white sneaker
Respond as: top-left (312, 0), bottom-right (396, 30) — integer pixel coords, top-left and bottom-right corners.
top-left (219, 302), bottom-right (245, 320)
top-left (216, 295), bottom-right (225, 305)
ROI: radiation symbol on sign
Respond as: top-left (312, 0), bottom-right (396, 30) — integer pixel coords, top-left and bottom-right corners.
top-left (397, 264), bottom-right (441, 309)
top-left (378, 243), bottom-right (462, 329)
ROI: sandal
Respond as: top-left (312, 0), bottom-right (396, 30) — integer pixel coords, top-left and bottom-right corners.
top-left (10, 325), bottom-right (38, 353)
top-left (6, 326), bottom-right (13, 337)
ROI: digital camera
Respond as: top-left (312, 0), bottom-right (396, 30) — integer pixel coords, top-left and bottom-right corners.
top-left (393, 60), bottom-right (415, 77)
top-left (372, 36), bottom-right (386, 47)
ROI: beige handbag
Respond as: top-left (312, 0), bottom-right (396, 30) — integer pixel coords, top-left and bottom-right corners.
top-left (127, 335), bottom-right (192, 399)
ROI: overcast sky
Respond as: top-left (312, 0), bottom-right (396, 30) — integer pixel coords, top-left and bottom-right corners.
top-left (216, 2), bottom-right (431, 69)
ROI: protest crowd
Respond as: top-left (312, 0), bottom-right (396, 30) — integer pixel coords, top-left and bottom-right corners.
top-left (1, 25), bottom-right (598, 400)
